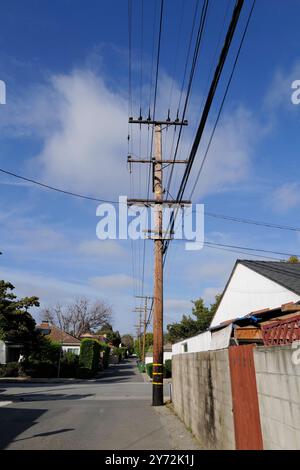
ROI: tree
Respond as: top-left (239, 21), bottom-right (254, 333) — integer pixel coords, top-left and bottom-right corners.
top-left (95, 322), bottom-right (121, 346)
top-left (134, 332), bottom-right (153, 358)
top-left (42, 297), bottom-right (112, 338)
top-left (0, 280), bottom-right (39, 353)
top-left (121, 334), bottom-right (134, 353)
top-left (288, 256), bottom-right (300, 263)
top-left (166, 295), bottom-right (221, 344)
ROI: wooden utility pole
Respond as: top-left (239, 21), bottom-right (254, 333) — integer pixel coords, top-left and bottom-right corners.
top-left (152, 124), bottom-right (164, 405)
top-left (133, 307), bottom-right (143, 356)
top-left (135, 295), bottom-right (153, 363)
top-left (128, 116), bottom-right (189, 406)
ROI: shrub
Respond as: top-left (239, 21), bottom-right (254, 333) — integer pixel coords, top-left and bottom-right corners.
top-left (79, 338), bottom-right (100, 377)
top-left (146, 362), bottom-right (153, 378)
top-left (77, 366), bottom-right (92, 379)
top-left (137, 361), bottom-right (145, 373)
top-left (99, 342), bottom-right (110, 369)
top-left (24, 359), bottom-right (57, 378)
top-left (30, 336), bottom-right (61, 363)
top-left (112, 346), bottom-right (126, 362)
top-left (0, 362), bottom-right (20, 377)
top-left (164, 359), bottom-right (172, 378)
top-left (59, 352), bottom-right (79, 378)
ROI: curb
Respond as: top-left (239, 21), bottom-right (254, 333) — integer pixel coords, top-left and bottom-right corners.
top-left (0, 377), bottom-right (102, 384)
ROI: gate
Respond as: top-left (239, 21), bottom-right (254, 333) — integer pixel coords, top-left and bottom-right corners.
top-left (229, 345), bottom-right (263, 450)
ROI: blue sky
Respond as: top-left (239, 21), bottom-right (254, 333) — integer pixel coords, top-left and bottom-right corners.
top-left (1, 0), bottom-right (300, 334)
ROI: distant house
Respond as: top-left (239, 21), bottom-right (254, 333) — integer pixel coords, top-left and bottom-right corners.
top-left (37, 321), bottom-right (81, 355)
top-left (211, 260), bottom-right (300, 328)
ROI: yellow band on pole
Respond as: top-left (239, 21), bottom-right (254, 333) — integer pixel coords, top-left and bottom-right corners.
top-left (153, 363), bottom-right (163, 366)
top-left (152, 372), bottom-right (163, 375)
top-left (152, 382), bottom-right (163, 385)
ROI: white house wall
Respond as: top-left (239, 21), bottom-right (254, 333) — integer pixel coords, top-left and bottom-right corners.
top-left (145, 351), bottom-right (172, 364)
top-left (62, 345), bottom-right (80, 355)
top-left (172, 331), bottom-right (211, 355)
top-left (211, 263), bottom-right (300, 328)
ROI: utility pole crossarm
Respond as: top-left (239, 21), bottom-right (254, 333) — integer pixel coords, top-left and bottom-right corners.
top-left (127, 156), bottom-right (187, 164)
top-left (129, 117), bottom-right (188, 126)
top-left (127, 198), bottom-right (191, 206)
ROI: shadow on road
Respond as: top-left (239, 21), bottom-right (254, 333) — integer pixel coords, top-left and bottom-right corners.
top-left (13, 427), bottom-right (74, 442)
top-left (0, 392), bottom-right (94, 402)
top-left (0, 407), bottom-right (46, 449)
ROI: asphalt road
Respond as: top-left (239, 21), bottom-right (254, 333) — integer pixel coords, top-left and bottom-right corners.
top-left (0, 358), bottom-right (176, 450)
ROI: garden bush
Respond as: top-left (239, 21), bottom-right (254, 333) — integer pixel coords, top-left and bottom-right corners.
top-left (99, 342), bottom-right (110, 369)
top-left (164, 359), bottom-right (172, 378)
top-left (30, 336), bottom-right (61, 363)
top-left (146, 362), bottom-right (153, 378)
top-left (79, 338), bottom-right (100, 377)
top-left (112, 346), bottom-right (126, 362)
top-left (137, 361), bottom-right (145, 373)
top-left (24, 359), bottom-right (57, 378)
top-left (59, 352), bottom-right (79, 378)
top-left (0, 362), bottom-right (20, 377)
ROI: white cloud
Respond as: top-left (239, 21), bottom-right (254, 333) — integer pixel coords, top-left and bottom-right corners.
top-left (190, 106), bottom-right (258, 199)
top-left (0, 266), bottom-right (96, 307)
top-left (202, 287), bottom-right (222, 304)
top-left (265, 61), bottom-right (300, 111)
top-left (0, 65), bottom-right (263, 202)
top-left (271, 182), bottom-right (300, 212)
top-left (165, 298), bottom-right (192, 313)
top-left (89, 274), bottom-right (135, 292)
top-left (78, 239), bottom-right (127, 258)
top-left (34, 70), bottom-right (129, 197)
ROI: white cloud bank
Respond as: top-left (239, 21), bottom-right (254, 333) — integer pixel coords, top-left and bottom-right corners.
top-left (0, 65), bottom-right (262, 202)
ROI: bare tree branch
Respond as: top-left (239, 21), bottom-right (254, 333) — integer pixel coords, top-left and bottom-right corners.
top-left (41, 297), bottom-right (113, 338)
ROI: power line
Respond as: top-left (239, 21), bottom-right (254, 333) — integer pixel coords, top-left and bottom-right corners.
top-left (165, 0), bottom-right (209, 199)
top-left (205, 211), bottom-right (300, 233)
top-left (176, 0), bottom-right (246, 204)
top-left (189, 0), bottom-right (256, 199)
top-left (203, 244), bottom-right (284, 261)
top-left (164, 0), bottom-right (246, 261)
top-left (0, 168), bottom-right (120, 204)
top-left (2, 167), bottom-right (300, 236)
top-left (203, 241), bottom-right (299, 259)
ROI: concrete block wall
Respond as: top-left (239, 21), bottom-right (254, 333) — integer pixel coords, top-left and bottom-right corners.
top-left (254, 344), bottom-right (300, 450)
top-left (172, 349), bottom-right (235, 449)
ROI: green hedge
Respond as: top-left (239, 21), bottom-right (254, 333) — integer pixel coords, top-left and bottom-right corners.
top-left (146, 363), bottom-right (153, 378)
top-left (99, 342), bottom-right (110, 369)
top-left (24, 359), bottom-right (57, 378)
top-left (0, 362), bottom-right (20, 377)
top-left (79, 338), bottom-right (100, 377)
top-left (137, 361), bottom-right (145, 373)
top-left (112, 346), bottom-right (127, 362)
top-left (60, 352), bottom-right (79, 378)
top-left (164, 359), bottom-right (172, 378)
top-left (145, 361), bottom-right (172, 379)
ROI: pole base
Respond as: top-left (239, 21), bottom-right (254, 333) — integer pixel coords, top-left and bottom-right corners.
top-left (152, 383), bottom-right (164, 406)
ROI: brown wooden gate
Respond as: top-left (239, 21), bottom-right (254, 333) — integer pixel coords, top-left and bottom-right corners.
top-left (229, 345), bottom-right (263, 450)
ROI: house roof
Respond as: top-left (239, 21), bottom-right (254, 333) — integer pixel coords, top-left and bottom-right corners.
top-left (79, 333), bottom-right (110, 344)
top-left (210, 301), bottom-right (300, 331)
top-left (37, 322), bottom-right (81, 345)
top-left (239, 260), bottom-right (300, 296)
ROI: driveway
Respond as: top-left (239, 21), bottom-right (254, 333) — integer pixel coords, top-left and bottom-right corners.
top-left (0, 358), bottom-right (198, 450)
